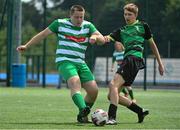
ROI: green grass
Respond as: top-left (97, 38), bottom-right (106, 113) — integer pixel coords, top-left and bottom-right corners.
top-left (0, 87), bottom-right (180, 129)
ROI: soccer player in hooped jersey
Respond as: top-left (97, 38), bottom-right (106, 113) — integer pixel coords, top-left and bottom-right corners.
top-left (104, 3), bottom-right (164, 125)
top-left (17, 5), bottom-right (105, 123)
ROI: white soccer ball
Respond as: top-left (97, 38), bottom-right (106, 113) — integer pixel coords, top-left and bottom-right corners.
top-left (91, 109), bottom-right (108, 126)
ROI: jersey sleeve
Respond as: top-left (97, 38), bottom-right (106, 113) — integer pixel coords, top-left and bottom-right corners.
top-left (143, 22), bottom-right (153, 40)
top-left (109, 29), bottom-right (121, 42)
top-left (89, 22), bottom-right (97, 35)
top-left (48, 19), bottom-right (59, 33)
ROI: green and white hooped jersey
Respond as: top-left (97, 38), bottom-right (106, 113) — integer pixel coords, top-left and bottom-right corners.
top-left (48, 18), bottom-right (97, 64)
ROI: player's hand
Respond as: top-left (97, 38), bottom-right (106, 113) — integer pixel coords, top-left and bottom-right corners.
top-left (89, 36), bottom-right (97, 44)
top-left (158, 64), bottom-right (164, 76)
top-left (104, 35), bottom-right (110, 43)
top-left (16, 45), bottom-right (27, 52)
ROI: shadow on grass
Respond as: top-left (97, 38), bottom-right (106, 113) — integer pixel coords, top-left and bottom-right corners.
top-left (2, 121), bottom-right (138, 127)
top-left (2, 122), bottom-right (93, 126)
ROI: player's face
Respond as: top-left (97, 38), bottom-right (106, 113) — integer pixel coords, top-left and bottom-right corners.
top-left (115, 43), bottom-right (122, 51)
top-left (124, 9), bottom-right (137, 24)
top-left (70, 10), bottom-right (84, 27)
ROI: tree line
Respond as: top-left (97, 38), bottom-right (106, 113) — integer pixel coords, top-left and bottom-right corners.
top-left (0, 0), bottom-right (180, 59)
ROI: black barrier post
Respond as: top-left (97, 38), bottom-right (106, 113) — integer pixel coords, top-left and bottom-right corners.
top-left (42, 0), bottom-right (47, 87)
top-left (6, 0), bottom-right (14, 86)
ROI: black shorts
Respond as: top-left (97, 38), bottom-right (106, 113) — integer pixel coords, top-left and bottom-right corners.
top-left (116, 56), bottom-right (145, 86)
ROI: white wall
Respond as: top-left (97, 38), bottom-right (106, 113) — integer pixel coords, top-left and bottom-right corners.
top-left (94, 58), bottom-right (180, 84)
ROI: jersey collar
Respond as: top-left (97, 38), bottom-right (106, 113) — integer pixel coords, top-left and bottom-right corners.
top-left (127, 20), bottom-right (139, 26)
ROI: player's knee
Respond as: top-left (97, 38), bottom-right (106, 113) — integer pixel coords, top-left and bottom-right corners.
top-left (109, 80), bottom-right (114, 88)
top-left (109, 81), bottom-right (118, 91)
top-left (93, 87), bottom-right (98, 97)
top-left (88, 85), bottom-right (98, 99)
top-left (92, 84), bottom-right (98, 93)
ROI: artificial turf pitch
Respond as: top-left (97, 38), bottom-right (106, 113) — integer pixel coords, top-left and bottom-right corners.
top-left (0, 87), bottom-right (180, 129)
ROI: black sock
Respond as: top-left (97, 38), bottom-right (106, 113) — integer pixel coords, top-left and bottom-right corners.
top-left (127, 102), bottom-right (142, 114)
top-left (108, 104), bottom-right (117, 120)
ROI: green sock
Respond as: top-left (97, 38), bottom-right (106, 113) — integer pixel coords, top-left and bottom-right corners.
top-left (122, 88), bottom-right (128, 94)
top-left (72, 93), bottom-right (86, 111)
top-left (85, 102), bottom-right (94, 109)
top-left (128, 89), bottom-right (134, 99)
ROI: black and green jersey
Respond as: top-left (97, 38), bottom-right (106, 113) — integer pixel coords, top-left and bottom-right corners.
top-left (109, 20), bottom-right (152, 58)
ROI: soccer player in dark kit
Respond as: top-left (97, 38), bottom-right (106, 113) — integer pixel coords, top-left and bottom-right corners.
top-left (104, 3), bottom-right (164, 125)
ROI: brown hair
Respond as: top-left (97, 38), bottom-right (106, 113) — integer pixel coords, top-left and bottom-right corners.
top-left (70, 5), bottom-right (85, 15)
top-left (123, 3), bottom-right (138, 15)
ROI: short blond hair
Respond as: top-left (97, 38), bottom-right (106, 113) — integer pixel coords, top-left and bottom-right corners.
top-left (123, 3), bottom-right (138, 15)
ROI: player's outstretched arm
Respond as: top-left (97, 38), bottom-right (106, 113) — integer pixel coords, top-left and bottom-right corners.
top-left (149, 38), bottom-right (165, 76)
top-left (17, 28), bottom-right (53, 52)
top-left (89, 31), bottom-right (105, 45)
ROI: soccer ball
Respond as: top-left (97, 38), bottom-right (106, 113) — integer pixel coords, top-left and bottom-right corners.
top-left (91, 109), bottom-right (108, 126)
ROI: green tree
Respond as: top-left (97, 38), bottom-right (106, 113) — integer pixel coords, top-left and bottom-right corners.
top-left (22, 2), bottom-right (43, 30)
top-left (161, 0), bottom-right (180, 58)
top-left (0, 28), bottom-right (7, 69)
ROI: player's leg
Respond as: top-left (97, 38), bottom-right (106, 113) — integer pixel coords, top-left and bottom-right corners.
top-left (81, 80), bottom-right (98, 123)
top-left (117, 56), bottom-right (148, 123)
top-left (58, 62), bottom-right (89, 122)
top-left (109, 87), bottom-right (149, 124)
top-left (67, 76), bottom-right (87, 110)
top-left (126, 86), bottom-right (136, 102)
top-left (82, 80), bottom-right (98, 109)
top-left (118, 95), bottom-right (149, 123)
top-left (79, 63), bottom-right (98, 108)
top-left (78, 63), bottom-right (98, 122)
top-left (107, 73), bottom-right (125, 125)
